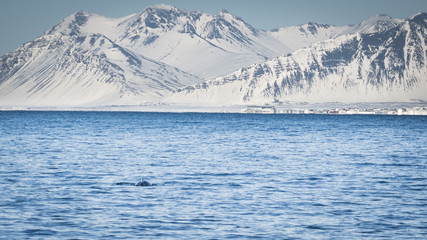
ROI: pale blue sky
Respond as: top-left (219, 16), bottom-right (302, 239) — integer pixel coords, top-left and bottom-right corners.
top-left (1, 0), bottom-right (426, 56)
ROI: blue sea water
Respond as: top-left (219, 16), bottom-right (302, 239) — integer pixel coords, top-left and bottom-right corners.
top-left (0, 111), bottom-right (426, 239)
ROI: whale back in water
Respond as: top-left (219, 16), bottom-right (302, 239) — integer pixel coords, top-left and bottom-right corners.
top-left (135, 179), bottom-right (151, 186)
top-left (115, 179), bottom-right (154, 186)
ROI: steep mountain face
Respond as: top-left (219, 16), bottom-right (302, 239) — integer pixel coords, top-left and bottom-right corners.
top-left (0, 26), bottom-right (200, 107)
top-left (47, 5), bottom-right (291, 79)
top-left (270, 14), bottom-right (401, 52)
top-left (167, 13), bottom-right (427, 105)
top-left (351, 14), bottom-right (402, 34)
top-left (0, 5), bottom-right (422, 108)
top-left (113, 5), bottom-right (291, 78)
top-left (0, 4), bottom-right (293, 108)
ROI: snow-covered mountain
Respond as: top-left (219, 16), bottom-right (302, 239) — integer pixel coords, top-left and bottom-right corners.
top-left (168, 13), bottom-right (427, 105)
top-left (0, 4), bottom-right (293, 107)
top-left (270, 14), bottom-right (402, 52)
top-left (0, 5), bottom-right (423, 108)
top-left (0, 21), bottom-right (200, 107)
top-left (110, 5), bottom-right (291, 78)
top-left (45, 5), bottom-right (291, 79)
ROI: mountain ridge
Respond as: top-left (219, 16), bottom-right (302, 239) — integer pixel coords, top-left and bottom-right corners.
top-left (167, 12), bottom-right (427, 105)
top-left (0, 28), bottom-right (201, 107)
top-left (269, 14), bottom-right (402, 52)
top-left (0, 5), bottom-right (424, 108)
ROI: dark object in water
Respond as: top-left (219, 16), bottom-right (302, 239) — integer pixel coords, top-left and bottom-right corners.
top-left (135, 179), bottom-right (152, 186)
top-left (115, 182), bottom-right (134, 186)
top-left (115, 179), bottom-right (155, 187)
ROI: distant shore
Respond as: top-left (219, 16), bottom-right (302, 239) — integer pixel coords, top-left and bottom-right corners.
top-left (1, 102), bottom-right (426, 116)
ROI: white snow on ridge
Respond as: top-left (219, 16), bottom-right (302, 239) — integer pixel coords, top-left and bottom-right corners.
top-left (113, 6), bottom-right (292, 78)
top-left (44, 6), bottom-right (292, 79)
top-left (79, 14), bottom-right (135, 40)
top-left (167, 13), bottom-right (427, 105)
top-left (0, 32), bottom-right (201, 107)
top-left (269, 14), bottom-right (402, 52)
top-left (0, 5), bottom-right (424, 108)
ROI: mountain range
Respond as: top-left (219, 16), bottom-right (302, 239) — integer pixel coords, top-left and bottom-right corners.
top-left (0, 4), bottom-right (425, 108)
top-left (169, 13), bottom-right (427, 105)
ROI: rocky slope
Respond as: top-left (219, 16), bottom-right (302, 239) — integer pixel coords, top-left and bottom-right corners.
top-left (0, 5), bottom-right (422, 108)
top-left (168, 13), bottom-right (427, 105)
top-left (0, 27), bottom-right (200, 107)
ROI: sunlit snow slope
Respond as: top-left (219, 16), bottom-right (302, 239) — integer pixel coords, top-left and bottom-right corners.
top-left (0, 11), bottom-right (200, 107)
top-left (269, 14), bottom-right (402, 52)
top-left (0, 5), bottom-right (291, 107)
top-left (0, 5), bottom-right (424, 108)
top-left (47, 5), bottom-right (292, 79)
top-left (113, 5), bottom-right (291, 78)
top-left (168, 13), bottom-right (427, 105)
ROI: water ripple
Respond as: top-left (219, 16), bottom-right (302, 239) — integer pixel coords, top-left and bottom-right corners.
top-left (0, 112), bottom-right (426, 239)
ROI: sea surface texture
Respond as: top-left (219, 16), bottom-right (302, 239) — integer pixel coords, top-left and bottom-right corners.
top-left (0, 111), bottom-right (426, 239)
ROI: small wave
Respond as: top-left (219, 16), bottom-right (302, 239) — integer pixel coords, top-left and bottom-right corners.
top-left (24, 229), bottom-right (57, 236)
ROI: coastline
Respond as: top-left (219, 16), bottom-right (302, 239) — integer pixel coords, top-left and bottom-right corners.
top-left (1, 102), bottom-right (427, 115)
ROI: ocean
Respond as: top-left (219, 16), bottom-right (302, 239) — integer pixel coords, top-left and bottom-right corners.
top-left (0, 111), bottom-right (426, 239)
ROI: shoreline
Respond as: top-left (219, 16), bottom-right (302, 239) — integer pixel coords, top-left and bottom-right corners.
top-left (1, 102), bottom-right (427, 115)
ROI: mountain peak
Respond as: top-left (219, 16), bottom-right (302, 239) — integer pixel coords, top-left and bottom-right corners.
top-left (73, 11), bottom-right (90, 26)
top-left (170, 11), bottom-right (427, 105)
top-left (305, 21), bottom-right (331, 28)
top-left (372, 14), bottom-right (393, 19)
top-left (361, 13), bottom-right (398, 24)
top-left (219, 9), bottom-right (230, 14)
top-left (405, 12), bottom-right (427, 29)
top-left (144, 4), bottom-right (181, 13)
top-left (130, 4), bottom-right (186, 30)
top-left (409, 12), bottom-right (427, 21)
top-left (45, 11), bottom-right (92, 36)
top-left (151, 4), bottom-right (176, 10)
top-left (293, 22), bottom-right (332, 35)
top-left (2, 7), bottom-right (426, 107)
top-left (217, 8), bottom-right (237, 20)
top-left (353, 13), bottom-right (400, 34)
